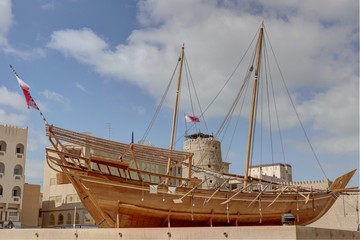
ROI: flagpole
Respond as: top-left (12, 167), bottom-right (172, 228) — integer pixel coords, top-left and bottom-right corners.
top-left (9, 64), bottom-right (49, 125)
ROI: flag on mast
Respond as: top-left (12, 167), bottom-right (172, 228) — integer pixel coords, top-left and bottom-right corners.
top-left (14, 74), bottom-right (40, 110)
top-left (10, 65), bottom-right (48, 125)
top-left (185, 115), bottom-right (200, 123)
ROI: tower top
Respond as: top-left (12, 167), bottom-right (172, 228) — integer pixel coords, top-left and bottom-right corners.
top-left (184, 132), bottom-right (213, 139)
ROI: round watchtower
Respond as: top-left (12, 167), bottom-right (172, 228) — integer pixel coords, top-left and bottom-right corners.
top-left (182, 133), bottom-right (229, 189)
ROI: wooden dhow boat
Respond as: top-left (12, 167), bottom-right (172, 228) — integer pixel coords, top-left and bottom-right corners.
top-left (44, 24), bottom-right (356, 228)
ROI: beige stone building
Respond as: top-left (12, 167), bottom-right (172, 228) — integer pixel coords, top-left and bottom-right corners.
top-left (41, 144), bottom-right (96, 228)
top-left (249, 163), bottom-right (293, 182)
top-left (0, 124), bottom-right (27, 228)
top-left (248, 161), bottom-right (359, 231)
top-left (182, 133), bottom-right (230, 189)
top-left (20, 183), bottom-right (41, 228)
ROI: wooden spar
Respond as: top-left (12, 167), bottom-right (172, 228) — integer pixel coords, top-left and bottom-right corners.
top-left (267, 186), bottom-right (290, 208)
top-left (220, 182), bottom-right (254, 205)
top-left (243, 24), bottom-right (264, 188)
top-left (203, 179), bottom-right (229, 206)
top-left (173, 177), bottom-right (207, 204)
top-left (166, 45), bottom-right (185, 179)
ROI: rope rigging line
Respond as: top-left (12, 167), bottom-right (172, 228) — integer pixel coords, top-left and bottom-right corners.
top-left (184, 55), bottom-right (210, 134)
top-left (264, 39), bottom-right (289, 176)
top-left (198, 28), bottom-right (261, 123)
top-left (141, 55), bottom-right (181, 142)
top-left (215, 41), bottom-right (258, 139)
top-left (264, 28), bottom-right (328, 180)
top-left (165, 30), bottom-right (261, 152)
top-left (184, 57), bottom-right (198, 133)
top-left (263, 41), bottom-right (275, 168)
top-left (221, 83), bottom-right (249, 164)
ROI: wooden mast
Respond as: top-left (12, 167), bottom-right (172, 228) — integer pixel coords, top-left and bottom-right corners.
top-left (166, 45), bottom-right (185, 179)
top-left (243, 24), bottom-right (264, 188)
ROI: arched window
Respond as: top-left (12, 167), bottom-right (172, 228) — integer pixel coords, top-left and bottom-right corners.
top-left (66, 213), bottom-right (72, 225)
top-left (13, 165), bottom-right (23, 175)
top-left (75, 212), bottom-right (80, 224)
top-left (0, 185), bottom-right (3, 196)
top-left (49, 214), bottom-right (55, 226)
top-left (0, 163), bottom-right (5, 175)
top-left (0, 141), bottom-right (6, 152)
top-left (15, 143), bottom-right (24, 154)
top-left (58, 214), bottom-right (64, 225)
top-left (12, 186), bottom-right (21, 197)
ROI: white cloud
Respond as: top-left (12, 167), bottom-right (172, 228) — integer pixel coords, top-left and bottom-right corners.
top-left (0, 0), bottom-right (45, 59)
top-left (0, 86), bottom-right (26, 110)
top-left (0, 86), bottom-right (29, 126)
top-left (41, 1), bottom-right (55, 10)
top-left (132, 105), bottom-right (146, 115)
top-left (46, 0), bottom-right (358, 158)
top-left (0, 0), bottom-right (11, 46)
top-left (40, 89), bottom-right (71, 111)
top-left (0, 109), bottom-right (27, 126)
top-left (75, 83), bottom-right (88, 93)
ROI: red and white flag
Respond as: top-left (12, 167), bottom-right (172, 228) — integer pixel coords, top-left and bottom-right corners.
top-left (185, 115), bottom-right (200, 123)
top-left (15, 75), bottom-right (39, 110)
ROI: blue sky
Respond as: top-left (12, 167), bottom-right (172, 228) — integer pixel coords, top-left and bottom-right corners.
top-left (0, 0), bottom-right (358, 188)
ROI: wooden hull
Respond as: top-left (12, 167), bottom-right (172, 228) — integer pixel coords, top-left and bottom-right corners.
top-left (61, 167), bottom-right (355, 228)
top-left (45, 125), bottom-right (356, 228)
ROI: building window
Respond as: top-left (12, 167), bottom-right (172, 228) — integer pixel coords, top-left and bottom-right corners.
top-left (50, 178), bottom-right (56, 186)
top-left (0, 141), bottom-right (6, 153)
top-left (66, 194), bottom-right (80, 203)
top-left (75, 212), bottom-right (80, 224)
top-left (66, 194), bottom-right (73, 203)
top-left (14, 165), bottom-right (23, 176)
top-left (12, 186), bottom-right (21, 198)
top-left (49, 214), bottom-right (55, 226)
top-left (177, 166), bottom-right (182, 175)
top-left (84, 212), bottom-right (94, 224)
top-left (58, 214), bottom-right (64, 225)
top-left (15, 143), bottom-right (24, 154)
top-left (66, 213), bottom-right (72, 225)
top-left (0, 185), bottom-right (3, 196)
top-left (0, 163), bottom-right (5, 176)
top-left (55, 196), bottom-right (62, 204)
top-left (8, 212), bottom-right (17, 217)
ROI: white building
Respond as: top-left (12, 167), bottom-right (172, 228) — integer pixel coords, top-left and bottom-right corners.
top-left (0, 125), bottom-right (27, 227)
top-left (249, 163), bottom-right (292, 182)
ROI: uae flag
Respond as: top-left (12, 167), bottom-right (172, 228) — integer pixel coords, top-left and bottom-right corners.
top-left (15, 75), bottom-right (39, 110)
top-left (185, 115), bottom-right (200, 123)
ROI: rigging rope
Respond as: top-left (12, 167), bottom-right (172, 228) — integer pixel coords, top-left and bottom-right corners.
top-left (264, 28), bottom-right (328, 180)
top-left (184, 55), bottom-right (210, 134)
top-left (264, 40), bottom-right (289, 180)
top-left (199, 28), bottom-right (261, 125)
top-left (141, 56), bottom-right (180, 141)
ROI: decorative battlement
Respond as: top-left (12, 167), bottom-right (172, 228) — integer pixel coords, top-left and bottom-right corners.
top-left (289, 179), bottom-right (331, 189)
top-left (0, 124), bottom-right (28, 137)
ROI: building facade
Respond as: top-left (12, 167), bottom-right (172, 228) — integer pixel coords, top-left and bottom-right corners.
top-left (0, 124), bottom-right (27, 227)
top-left (41, 144), bottom-right (96, 228)
top-left (249, 163), bottom-right (292, 182)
